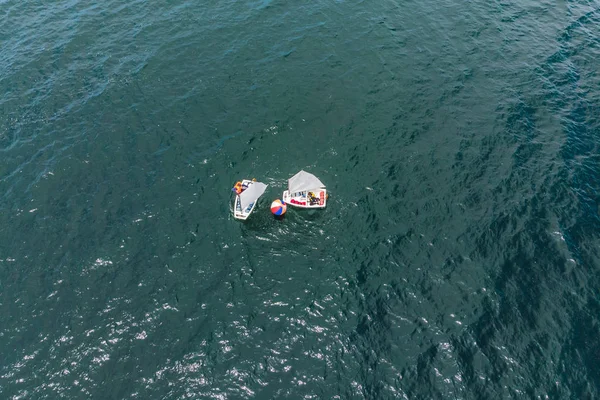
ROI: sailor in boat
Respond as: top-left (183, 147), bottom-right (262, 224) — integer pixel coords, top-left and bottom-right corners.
top-left (233, 181), bottom-right (243, 194)
top-left (308, 191), bottom-right (319, 205)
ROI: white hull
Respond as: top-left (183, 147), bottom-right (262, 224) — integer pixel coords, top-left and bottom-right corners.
top-left (282, 188), bottom-right (327, 209)
top-left (233, 179), bottom-right (259, 220)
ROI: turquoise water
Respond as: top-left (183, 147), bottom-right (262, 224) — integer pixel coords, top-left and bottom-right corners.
top-left (1, 0), bottom-right (600, 398)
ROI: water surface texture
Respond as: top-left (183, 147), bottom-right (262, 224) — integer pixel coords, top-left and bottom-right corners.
top-left (1, 0), bottom-right (600, 398)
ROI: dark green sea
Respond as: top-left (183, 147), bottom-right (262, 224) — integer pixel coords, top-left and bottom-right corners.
top-left (1, 0), bottom-right (600, 398)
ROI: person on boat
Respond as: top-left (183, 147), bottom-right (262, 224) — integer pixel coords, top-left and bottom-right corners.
top-left (232, 181), bottom-right (243, 194)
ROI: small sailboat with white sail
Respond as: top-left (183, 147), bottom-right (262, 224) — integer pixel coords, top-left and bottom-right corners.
top-left (232, 179), bottom-right (268, 220)
top-left (282, 170), bottom-right (327, 209)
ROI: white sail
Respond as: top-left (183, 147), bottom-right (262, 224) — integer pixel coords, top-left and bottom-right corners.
top-left (239, 182), bottom-right (267, 210)
top-left (288, 170), bottom-right (325, 192)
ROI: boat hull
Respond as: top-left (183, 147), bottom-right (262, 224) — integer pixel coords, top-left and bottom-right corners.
top-left (233, 179), bottom-right (258, 220)
top-left (282, 189), bottom-right (327, 208)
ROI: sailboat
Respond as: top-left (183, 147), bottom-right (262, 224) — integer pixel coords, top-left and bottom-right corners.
top-left (232, 179), bottom-right (268, 220)
top-left (282, 170), bottom-right (327, 209)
